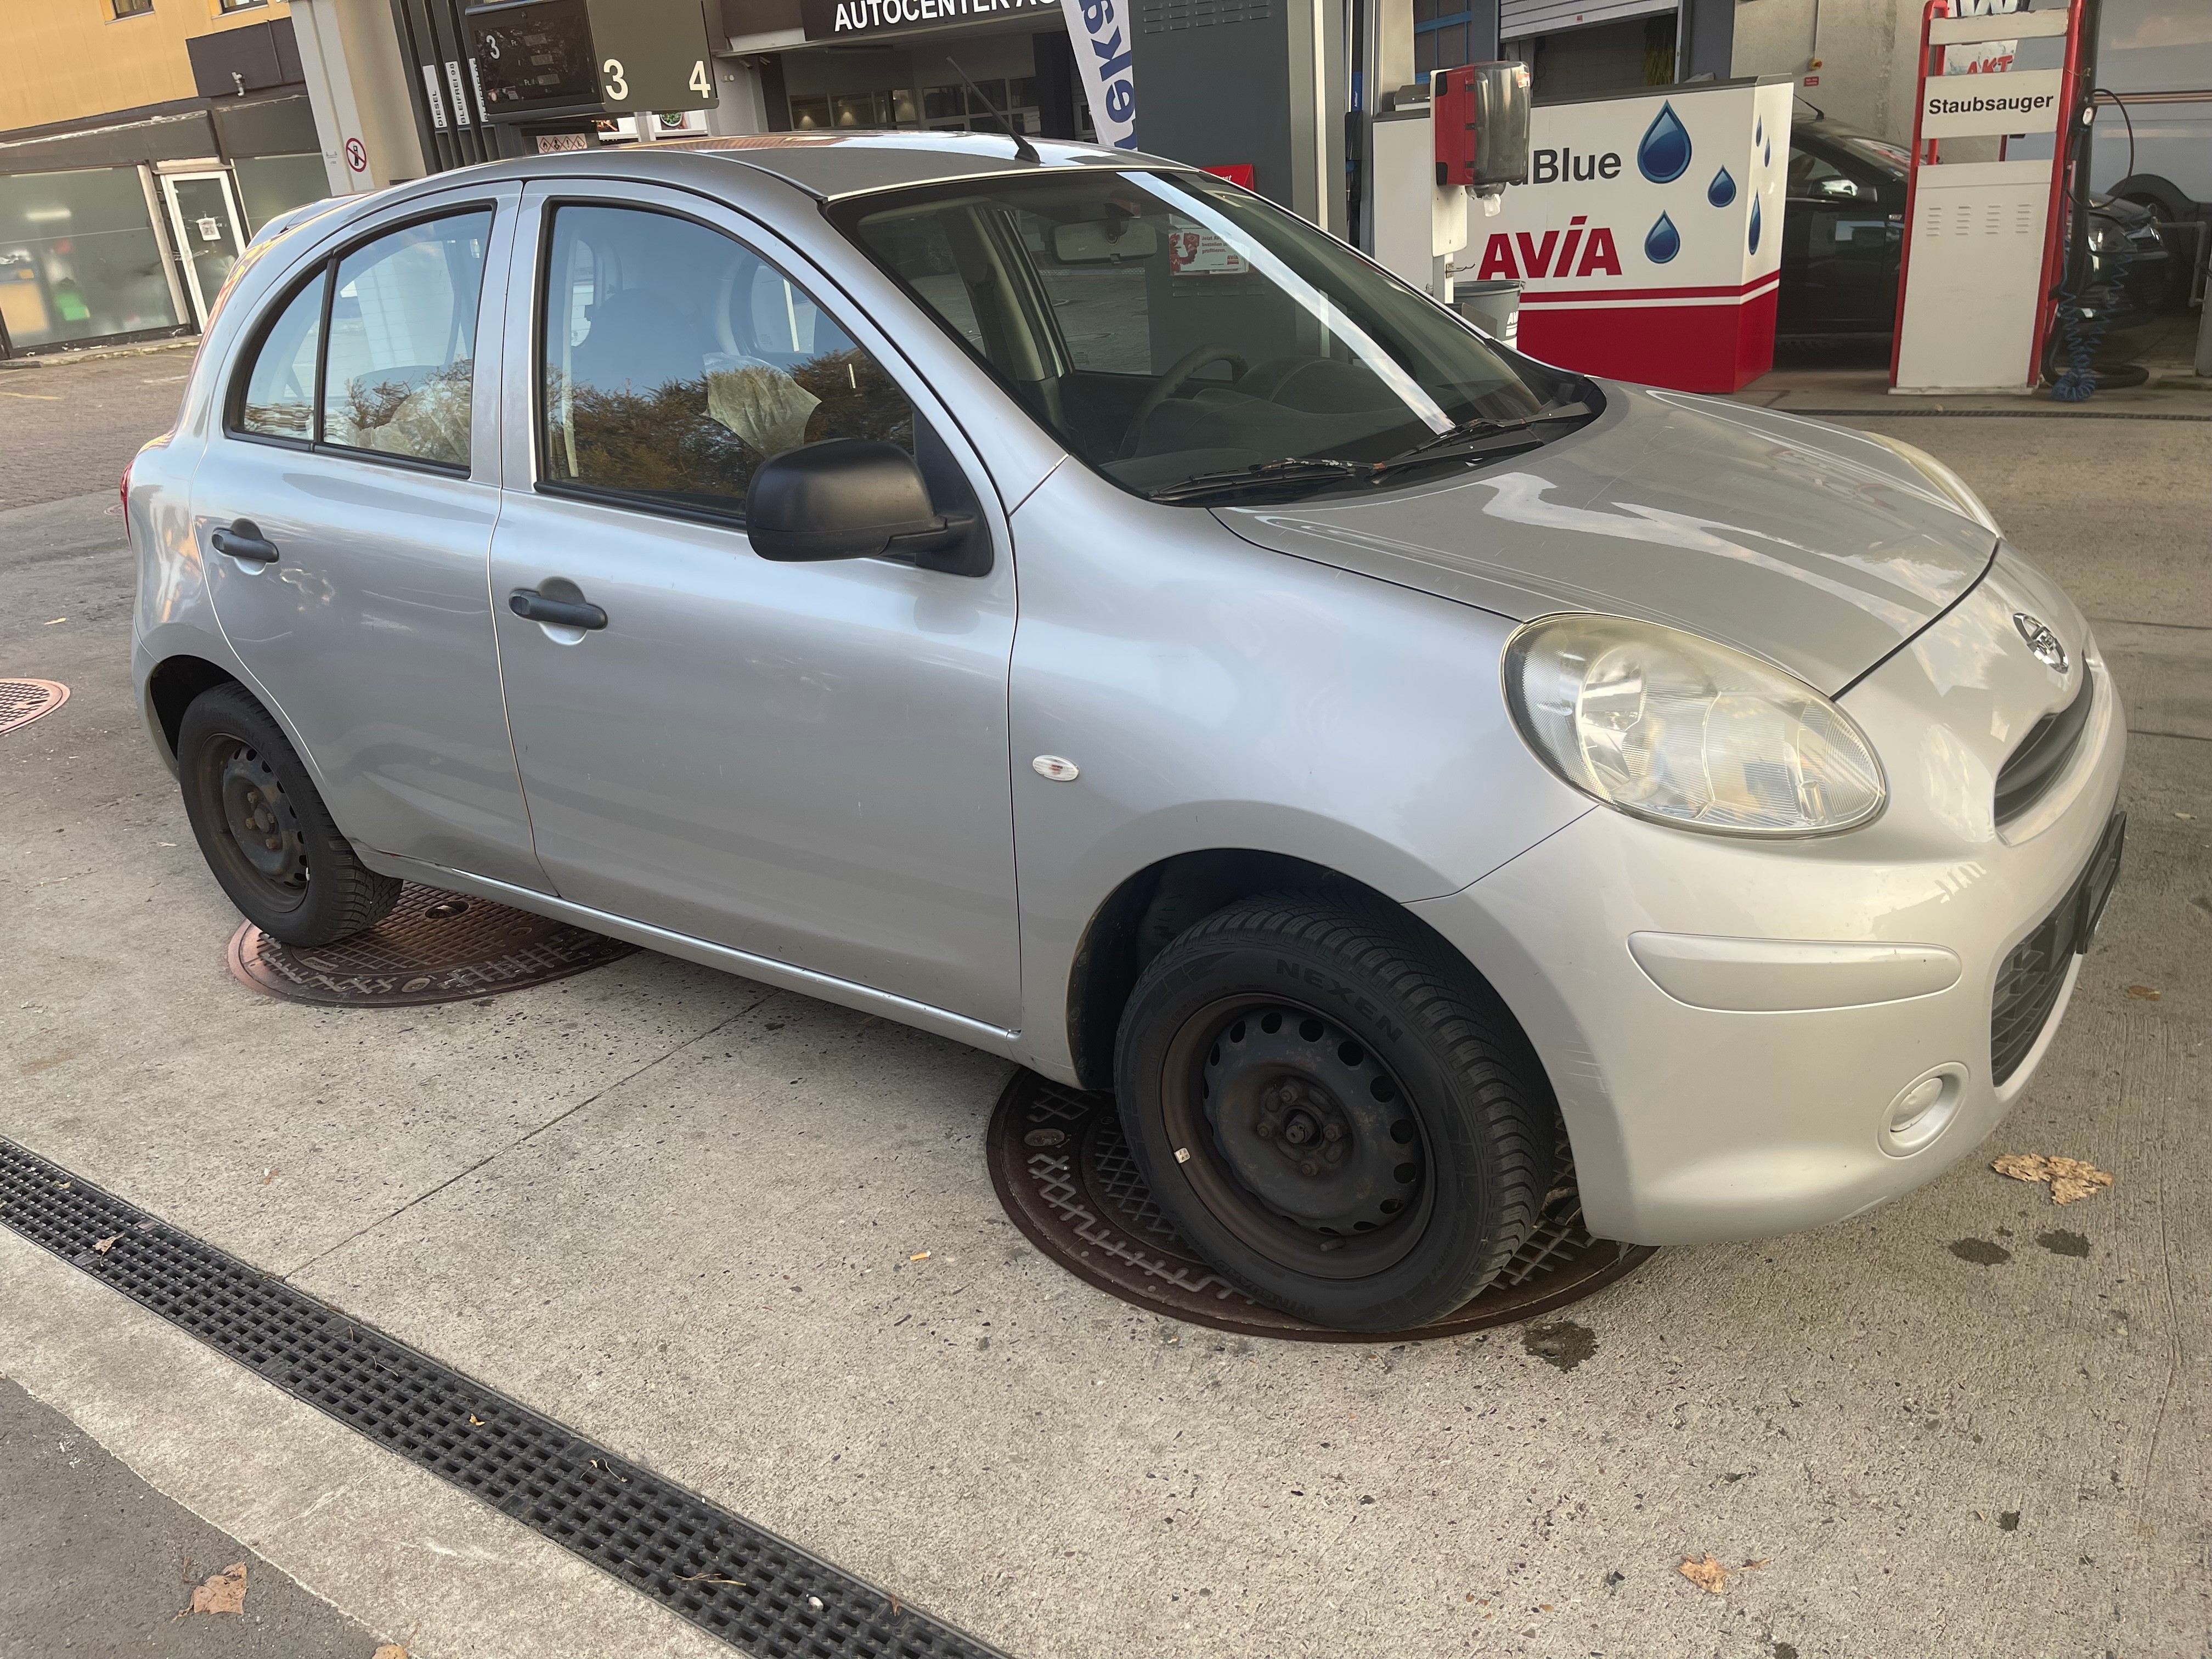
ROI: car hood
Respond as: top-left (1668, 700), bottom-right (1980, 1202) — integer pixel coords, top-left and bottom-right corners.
top-left (1209, 383), bottom-right (2000, 694)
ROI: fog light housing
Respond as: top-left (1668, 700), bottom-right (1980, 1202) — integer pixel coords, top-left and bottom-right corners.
top-left (1881, 1064), bottom-right (1967, 1155)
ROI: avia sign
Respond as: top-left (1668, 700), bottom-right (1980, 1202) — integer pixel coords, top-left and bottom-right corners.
top-left (1471, 77), bottom-right (1795, 393)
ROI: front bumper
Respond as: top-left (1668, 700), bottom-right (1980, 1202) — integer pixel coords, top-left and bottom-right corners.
top-left (1412, 551), bottom-right (2126, 1245)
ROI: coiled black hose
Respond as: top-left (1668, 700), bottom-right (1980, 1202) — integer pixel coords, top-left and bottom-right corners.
top-left (2049, 291), bottom-right (2106, 402)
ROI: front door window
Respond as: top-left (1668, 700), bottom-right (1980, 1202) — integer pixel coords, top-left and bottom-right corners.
top-left (538, 204), bottom-right (914, 519)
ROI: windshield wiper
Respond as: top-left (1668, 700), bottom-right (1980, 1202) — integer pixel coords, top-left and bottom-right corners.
top-left (1376, 399), bottom-right (1593, 471)
top-left (1147, 456), bottom-right (1369, 504)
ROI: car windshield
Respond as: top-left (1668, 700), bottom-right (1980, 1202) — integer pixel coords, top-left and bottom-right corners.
top-left (829, 169), bottom-right (1588, 503)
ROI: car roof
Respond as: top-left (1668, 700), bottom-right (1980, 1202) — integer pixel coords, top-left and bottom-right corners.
top-left (652, 131), bottom-right (1155, 198)
top-left (415, 131), bottom-right (1162, 204)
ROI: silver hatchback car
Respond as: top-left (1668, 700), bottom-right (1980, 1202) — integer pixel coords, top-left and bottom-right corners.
top-left (128, 134), bottom-right (2123, 1332)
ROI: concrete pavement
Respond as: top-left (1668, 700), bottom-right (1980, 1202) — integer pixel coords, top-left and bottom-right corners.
top-left (2, 356), bottom-right (2207, 1659)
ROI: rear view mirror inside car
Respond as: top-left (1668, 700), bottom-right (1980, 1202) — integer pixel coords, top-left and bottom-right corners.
top-left (1052, 219), bottom-right (1159, 263)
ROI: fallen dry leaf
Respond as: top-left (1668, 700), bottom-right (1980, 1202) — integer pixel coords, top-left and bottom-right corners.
top-left (1994, 1154), bottom-right (2114, 1204)
top-left (187, 1561), bottom-right (248, 1615)
top-left (673, 1572), bottom-right (747, 1586)
top-left (1679, 1554), bottom-right (1729, 1594)
top-left (91, 1235), bottom-right (120, 1255)
top-left (372, 1646), bottom-right (408, 1659)
top-left (2125, 985), bottom-right (2161, 1001)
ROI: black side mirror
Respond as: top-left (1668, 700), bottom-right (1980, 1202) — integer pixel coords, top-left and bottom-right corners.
top-left (744, 438), bottom-right (983, 574)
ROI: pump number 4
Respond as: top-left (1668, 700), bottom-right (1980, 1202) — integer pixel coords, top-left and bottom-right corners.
top-left (690, 59), bottom-right (711, 99)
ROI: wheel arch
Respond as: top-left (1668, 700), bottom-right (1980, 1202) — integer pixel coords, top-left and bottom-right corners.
top-left (2109, 173), bottom-right (2202, 225)
top-left (1062, 847), bottom-right (1535, 1093)
top-left (144, 653), bottom-right (244, 763)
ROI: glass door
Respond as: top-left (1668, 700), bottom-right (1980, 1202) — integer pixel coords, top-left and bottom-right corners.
top-left (159, 171), bottom-right (246, 327)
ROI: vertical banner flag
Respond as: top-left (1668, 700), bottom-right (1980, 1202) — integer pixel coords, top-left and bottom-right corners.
top-left (1060, 0), bottom-right (1139, 149)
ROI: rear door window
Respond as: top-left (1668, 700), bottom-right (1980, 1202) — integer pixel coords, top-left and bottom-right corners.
top-left (537, 204), bottom-right (914, 521)
top-left (321, 213), bottom-right (492, 466)
top-left (228, 207), bottom-right (492, 469)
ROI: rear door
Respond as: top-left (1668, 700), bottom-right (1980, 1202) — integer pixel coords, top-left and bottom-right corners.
top-left (486, 180), bottom-right (1022, 1026)
top-left (190, 185), bottom-right (547, 892)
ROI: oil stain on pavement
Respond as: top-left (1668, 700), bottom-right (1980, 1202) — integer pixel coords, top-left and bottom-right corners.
top-left (1948, 1238), bottom-right (2013, 1265)
top-left (1522, 1319), bottom-right (1598, 1370)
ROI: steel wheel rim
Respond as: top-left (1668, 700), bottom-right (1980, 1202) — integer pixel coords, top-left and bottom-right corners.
top-left (1159, 996), bottom-right (1433, 1280)
top-left (198, 731), bottom-right (309, 911)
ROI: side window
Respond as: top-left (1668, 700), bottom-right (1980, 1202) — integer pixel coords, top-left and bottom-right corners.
top-left (235, 274), bottom-right (324, 441)
top-left (540, 204), bottom-right (915, 517)
top-left (320, 211), bottom-right (492, 466)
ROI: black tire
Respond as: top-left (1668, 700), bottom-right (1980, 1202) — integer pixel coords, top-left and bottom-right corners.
top-left (177, 684), bottom-right (399, 946)
top-left (1114, 893), bottom-right (1556, 1333)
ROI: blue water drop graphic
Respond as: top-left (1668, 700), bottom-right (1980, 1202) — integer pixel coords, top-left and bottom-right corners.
top-left (1707, 166), bottom-right (1737, 207)
top-left (1645, 211), bottom-right (1682, 264)
top-left (1755, 115), bottom-right (1763, 145)
top-left (1637, 101), bottom-right (1693, 184)
top-left (1764, 138), bottom-right (1773, 167)
top-left (1748, 196), bottom-right (1763, 255)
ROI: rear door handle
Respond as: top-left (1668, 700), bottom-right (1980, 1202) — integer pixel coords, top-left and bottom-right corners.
top-left (508, 588), bottom-right (608, 630)
top-left (211, 519), bottom-right (278, 565)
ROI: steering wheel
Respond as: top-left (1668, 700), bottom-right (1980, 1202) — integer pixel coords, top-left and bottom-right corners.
top-left (1118, 345), bottom-right (1248, 459)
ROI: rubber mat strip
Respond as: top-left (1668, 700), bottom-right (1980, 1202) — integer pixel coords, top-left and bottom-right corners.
top-left (0, 1134), bottom-right (1008, 1659)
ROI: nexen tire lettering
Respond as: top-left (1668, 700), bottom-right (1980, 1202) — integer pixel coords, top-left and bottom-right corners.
top-left (1275, 958), bottom-right (1406, 1042)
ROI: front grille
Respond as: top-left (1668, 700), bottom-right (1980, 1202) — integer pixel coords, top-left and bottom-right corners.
top-left (1994, 670), bottom-right (2094, 827)
top-left (1990, 812), bottom-right (2125, 1086)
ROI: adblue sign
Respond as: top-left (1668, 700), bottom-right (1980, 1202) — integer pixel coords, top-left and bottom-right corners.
top-left (1467, 76), bottom-right (1794, 393)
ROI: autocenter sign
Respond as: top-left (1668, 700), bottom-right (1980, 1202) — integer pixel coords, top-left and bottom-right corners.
top-left (799, 0), bottom-right (1056, 42)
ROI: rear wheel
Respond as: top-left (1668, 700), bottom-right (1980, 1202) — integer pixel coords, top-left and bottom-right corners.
top-left (1114, 893), bottom-right (1555, 1331)
top-left (177, 685), bottom-right (398, 946)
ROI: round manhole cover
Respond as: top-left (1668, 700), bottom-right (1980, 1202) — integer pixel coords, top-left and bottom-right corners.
top-left (0, 679), bottom-right (69, 737)
top-left (989, 1070), bottom-right (1655, 1342)
top-left (228, 883), bottom-right (637, 1007)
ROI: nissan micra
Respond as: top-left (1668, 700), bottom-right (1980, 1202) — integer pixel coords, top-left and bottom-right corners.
top-left (127, 133), bottom-right (2124, 1332)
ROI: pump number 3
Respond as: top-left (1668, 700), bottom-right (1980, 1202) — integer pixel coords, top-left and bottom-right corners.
top-left (601, 59), bottom-right (627, 101)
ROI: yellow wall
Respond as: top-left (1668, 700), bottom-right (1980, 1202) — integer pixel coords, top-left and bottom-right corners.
top-left (0, 0), bottom-right (295, 136)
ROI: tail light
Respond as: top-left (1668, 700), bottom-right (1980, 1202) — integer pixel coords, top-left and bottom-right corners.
top-left (120, 457), bottom-right (133, 516)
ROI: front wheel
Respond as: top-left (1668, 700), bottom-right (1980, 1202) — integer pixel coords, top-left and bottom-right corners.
top-left (1114, 894), bottom-right (1556, 1331)
top-left (177, 684), bottom-right (399, 946)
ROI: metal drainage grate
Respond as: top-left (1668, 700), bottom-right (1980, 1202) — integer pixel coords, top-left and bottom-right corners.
top-left (0, 678), bottom-right (69, 736)
top-left (229, 883), bottom-right (637, 1007)
top-left (0, 1136), bottom-right (1007, 1659)
top-left (988, 1071), bottom-right (1655, 1342)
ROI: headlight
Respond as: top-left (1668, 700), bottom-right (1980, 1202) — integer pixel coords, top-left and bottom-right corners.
top-left (1861, 432), bottom-right (2001, 535)
top-left (1503, 614), bottom-right (1886, 837)
top-left (2087, 217), bottom-right (2125, 253)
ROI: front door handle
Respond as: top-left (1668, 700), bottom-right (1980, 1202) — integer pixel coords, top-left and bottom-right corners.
top-left (508, 588), bottom-right (608, 630)
top-left (211, 519), bottom-right (278, 565)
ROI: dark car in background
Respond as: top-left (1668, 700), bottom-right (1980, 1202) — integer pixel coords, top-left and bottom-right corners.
top-left (1778, 112), bottom-right (2172, 358)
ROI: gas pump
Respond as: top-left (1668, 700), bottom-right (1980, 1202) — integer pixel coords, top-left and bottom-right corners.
top-left (1370, 63), bottom-right (1531, 303)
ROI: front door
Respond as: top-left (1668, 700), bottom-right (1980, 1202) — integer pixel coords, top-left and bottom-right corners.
top-left (160, 171), bottom-right (245, 326)
top-left (488, 183), bottom-right (1022, 1027)
top-left (191, 187), bottom-right (546, 892)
